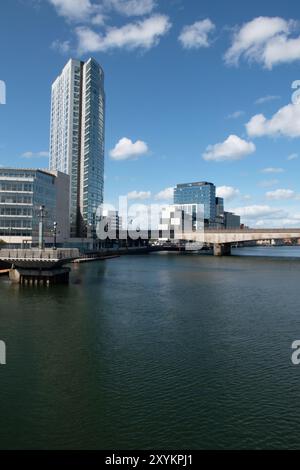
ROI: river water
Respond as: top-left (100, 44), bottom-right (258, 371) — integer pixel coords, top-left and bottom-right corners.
top-left (0, 247), bottom-right (300, 449)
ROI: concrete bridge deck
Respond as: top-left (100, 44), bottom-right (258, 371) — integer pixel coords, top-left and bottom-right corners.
top-left (204, 228), bottom-right (300, 242)
top-left (178, 228), bottom-right (300, 255)
top-left (0, 248), bottom-right (80, 269)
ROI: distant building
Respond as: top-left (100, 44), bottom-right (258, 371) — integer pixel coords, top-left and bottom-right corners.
top-left (154, 204), bottom-right (204, 239)
top-left (215, 197), bottom-right (224, 217)
top-left (49, 58), bottom-right (105, 238)
top-left (173, 204), bottom-right (204, 231)
top-left (214, 197), bottom-right (225, 228)
top-left (224, 211), bottom-right (241, 229)
top-left (0, 168), bottom-right (70, 248)
top-left (101, 210), bottom-right (121, 233)
top-left (174, 182), bottom-right (216, 222)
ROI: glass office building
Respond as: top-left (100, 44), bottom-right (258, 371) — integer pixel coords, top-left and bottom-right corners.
top-left (174, 182), bottom-right (216, 222)
top-left (50, 58), bottom-right (105, 237)
top-left (0, 168), bottom-right (69, 247)
top-left (80, 58), bottom-right (105, 235)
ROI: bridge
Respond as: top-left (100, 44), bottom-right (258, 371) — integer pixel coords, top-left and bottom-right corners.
top-left (0, 248), bottom-right (79, 285)
top-left (179, 228), bottom-right (300, 256)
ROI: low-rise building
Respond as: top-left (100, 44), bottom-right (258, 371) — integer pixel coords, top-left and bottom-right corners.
top-left (0, 168), bottom-right (70, 248)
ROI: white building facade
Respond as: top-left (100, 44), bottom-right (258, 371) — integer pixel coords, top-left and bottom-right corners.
top-left (49, 58), bottom-right (105, 238)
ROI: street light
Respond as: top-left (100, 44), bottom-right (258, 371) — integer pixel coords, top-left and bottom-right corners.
top-left (38, 205), bottom-right (45, 250)
top-left (53, 221), bottom-right (58, 250)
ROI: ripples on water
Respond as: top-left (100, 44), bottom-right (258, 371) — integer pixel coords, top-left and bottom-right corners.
top-left (0, 247), bottom-right (300, 449)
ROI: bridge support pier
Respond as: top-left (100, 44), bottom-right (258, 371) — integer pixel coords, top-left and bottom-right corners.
top-left (213, 243), bottom-right (232, 257)
top-left (9, 267), bottom-right (70, 286)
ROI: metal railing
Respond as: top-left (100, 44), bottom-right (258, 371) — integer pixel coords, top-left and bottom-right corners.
top-left (0, 248), bottom-right (79, 260)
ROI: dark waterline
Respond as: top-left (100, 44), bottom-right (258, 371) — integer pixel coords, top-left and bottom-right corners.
top-left (1, 248), bottom-right (300, 449)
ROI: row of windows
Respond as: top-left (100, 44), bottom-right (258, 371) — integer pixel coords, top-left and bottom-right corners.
top-left (0, 182), bottom-right (33, 192)
top-left (0, 196), bottom-right (32, 204)
top-left (0, 220), bottom-right (32, 228)
top-left (0, 230), bottom-right (32, 236)
top-left (0, 208), bottom-right (32, 216)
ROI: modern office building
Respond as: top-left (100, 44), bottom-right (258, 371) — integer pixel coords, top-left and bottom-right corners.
top-left (173, 204), bottom-right (204, 231)
top-left (224, 211), bottom-right (241, 229)
top-left (174, 182), bottom-right (216, 222)
top-left (0, 168), bottom-right (70, 247)
top-left (155, 204), bottom-right (204, 238)
top-left (49, 57), bottom-right (105, 237)
top-left (215, 197), bottom-right (224, 217)
top-left (213, 197), bottom-right (225, 228)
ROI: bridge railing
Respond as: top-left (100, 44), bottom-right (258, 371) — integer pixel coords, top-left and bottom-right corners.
top-left (204, 228), bottom-right (300, 233)
top-left (0, 248), bottom-right (80, 260)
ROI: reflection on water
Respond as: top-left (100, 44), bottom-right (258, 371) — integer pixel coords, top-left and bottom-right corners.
top-left (0, 249), bottom-right (300, 449)
top-left (233, 246), bottom-right (300, 258)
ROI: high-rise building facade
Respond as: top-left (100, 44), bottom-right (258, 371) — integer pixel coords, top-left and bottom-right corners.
top-left (49, 58), bottom-right (105, 237)
top-left (174, 182), bottom-right (216, 222)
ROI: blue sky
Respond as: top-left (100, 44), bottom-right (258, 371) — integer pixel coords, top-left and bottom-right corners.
top-left (1, 0), bottom-right (300, 227)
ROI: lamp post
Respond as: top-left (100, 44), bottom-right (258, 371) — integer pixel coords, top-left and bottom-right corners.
top-left (8, 227), bottom-right (12, 249)
top-left (93, 208), bottom-right (96, 250)
top-left (38, 205), bottom-right (45, 250)
top-left (53, 221), bottom-right (57, 250)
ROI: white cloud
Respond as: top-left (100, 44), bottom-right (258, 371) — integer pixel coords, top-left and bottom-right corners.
top-left (229, 204), bottom-right (300, 227)
top-left (91, 13), bottom-right (106, 25)
top-left (263, 34), bottom-right (300, 69)
top-left (227, 110), bottom-right (245, 119)
top-left (154, 187), bottom-right (174, 201)
top-left (216, 186), bottom-right (240, 201)
top-left (127, 190), bottom-right (151, 200)
top-left (48, 0), bottom-right (102, 22)
top-left (76, 14), bottom-right (171, 53)
top-left (246, 102), bottom-right (300, 138)
top-left (224, 16), bottom-right (300, 69)
top-left (258, 179), bottom-right (279, 188)
top-left (203, 134), bottom-right (256, 162)
top-left (51, 39), bottom-right (71, 53)
top-left (49, 0), bottom-right (156, 24)
top-left (230, 204), bottom-right (283, 219)
top-left (110, 137), bottom-right (149, 160)
top-left (261, 167), bottom-right (285, 174)
top-left (287, 153), bottom-right (299, 161)
top-left (266, 189), bottom-right (296, 200)
top-left (108, 0), bottom-right (156, 16)
top-left (253, 214), bottom-right (300, 228)
top-left (255, 95), bottom-right (280, 105)
top-left (179, 19), bottom-right (215, 49)
top-left (21, 151), bottom-right (49, 158)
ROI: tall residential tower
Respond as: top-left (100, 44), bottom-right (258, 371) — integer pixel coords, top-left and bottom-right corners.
top-left (49, 58), bottom-right (105, 237)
